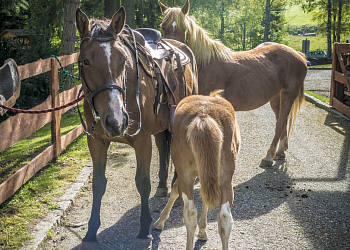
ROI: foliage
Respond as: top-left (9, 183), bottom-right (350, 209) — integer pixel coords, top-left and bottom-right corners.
top-left (0, 0), bottom-right (28, 31)
top-left (301, 0), bottom-right (350, 42)
top-left (81, 0), bottom-right (104, 18)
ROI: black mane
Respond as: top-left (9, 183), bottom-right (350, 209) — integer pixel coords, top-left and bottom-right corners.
top-left (90, 19), bottom-right (114, 38)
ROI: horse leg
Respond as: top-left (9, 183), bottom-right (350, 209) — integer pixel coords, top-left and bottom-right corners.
top-left (153, 179), bottom-right (179, 229)
top-left (218, 175), bottom-right (234, 249)
top-left (134, 135), bottom-right (153, 241)
top-left (197, 202), bottom-right (208, 241)
top-left (83, 136), bottom-right (110, 242)
top-left (182, 189), bottom-right (197, 250)
top-left (269, 94), bottom-right (288, 160)
top-left (154, 130), bottom-right (171, 197)
top-left (261, 91), bottom-right (296, 167)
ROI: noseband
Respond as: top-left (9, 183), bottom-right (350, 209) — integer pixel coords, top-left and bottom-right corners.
top-left (77, 25), bottom-right (141, 138)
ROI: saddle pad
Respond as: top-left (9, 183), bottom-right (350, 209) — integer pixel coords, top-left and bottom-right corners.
top-left (0, 59), bottom-right (21, 115)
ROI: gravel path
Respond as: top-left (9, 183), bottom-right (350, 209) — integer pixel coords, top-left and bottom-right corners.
top-left (40, 89), bottom-right (350, 250)
top-left (304, 69), bottom-right (331, 98)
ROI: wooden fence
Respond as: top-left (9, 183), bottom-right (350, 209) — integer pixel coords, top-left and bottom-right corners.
top-left (330, 43), bottom-right (350, 118)
top-left (0, 53), bottom-right (84, 205)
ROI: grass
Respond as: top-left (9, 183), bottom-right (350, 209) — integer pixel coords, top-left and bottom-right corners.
top-left (305, 90), bottom-right (330, 104)
top-left (285, 4), bottom-right (318, 26)
top-left (308, 64), bottom-right (332, 69)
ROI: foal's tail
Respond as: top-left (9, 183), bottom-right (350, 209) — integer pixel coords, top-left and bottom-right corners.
top-left (288, 84), bottom-right (305, 137)
top-left (187, 115), bottom-right (223, 209)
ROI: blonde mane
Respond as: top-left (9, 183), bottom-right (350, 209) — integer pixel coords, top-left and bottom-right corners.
top-left (162, 7), bottom-right (233, 65)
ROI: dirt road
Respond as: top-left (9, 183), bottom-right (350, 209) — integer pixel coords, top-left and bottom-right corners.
top-left (39, 93), bottom-right (350, 250)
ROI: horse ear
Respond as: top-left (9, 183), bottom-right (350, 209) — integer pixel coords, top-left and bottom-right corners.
top-left (109, 7), bottom-right (126, 36)
top-left (76, 8), bottom-right (90, 38)
top-left (158, 1), bottom-right (168, 15)
top-left (181, 0), bottom-right (190, 15)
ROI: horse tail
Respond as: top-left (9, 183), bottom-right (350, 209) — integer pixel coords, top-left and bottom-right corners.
top-left (187, 115), bottom-right (223, 209)
top-left (288, 84), bottom-right (305, 137)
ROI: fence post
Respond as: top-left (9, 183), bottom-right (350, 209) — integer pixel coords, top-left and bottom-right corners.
top-left (49, 57), bottom-right (62, 161)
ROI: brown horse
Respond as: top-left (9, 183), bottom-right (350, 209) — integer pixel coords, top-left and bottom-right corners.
top-left (153, 91), bottom-right (241, 250)
top-left (76, 7), bottom-right (197, 246)
top-left (159, 0), bottom-right (307, 167)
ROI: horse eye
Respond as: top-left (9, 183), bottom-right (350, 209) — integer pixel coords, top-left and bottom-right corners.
top-left (83, 59), bottom-right (90, 65)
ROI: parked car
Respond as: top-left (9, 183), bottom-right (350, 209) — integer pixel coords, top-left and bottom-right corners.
top-left (306, 50), bottom-right (327, 59)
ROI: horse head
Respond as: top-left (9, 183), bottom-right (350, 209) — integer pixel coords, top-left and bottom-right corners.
top-left (159, 0), bottom-right (190, 43)
top-left (76, 8), bottom-right (129, 138)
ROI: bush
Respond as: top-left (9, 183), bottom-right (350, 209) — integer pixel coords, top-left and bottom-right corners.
top-left (286, 24), bottom-right (320, 36)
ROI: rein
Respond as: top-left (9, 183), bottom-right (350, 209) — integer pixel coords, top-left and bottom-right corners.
top-left (78, 25), bottom-right (142, 139)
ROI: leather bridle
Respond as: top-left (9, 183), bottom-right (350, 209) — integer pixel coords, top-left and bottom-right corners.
top-left (77, 25), bottom-right (141, 139)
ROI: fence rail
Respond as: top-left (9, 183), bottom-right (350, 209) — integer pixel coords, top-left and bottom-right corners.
top-left (330, 43), bottom-right (350, 118)
top-left (0, 52), bottom-right (84, 205)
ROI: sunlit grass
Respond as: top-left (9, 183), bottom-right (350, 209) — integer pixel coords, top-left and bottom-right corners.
top-left (305, 90), bottom-right (330, 104)
top-left (285, 4), bottom-right (317, 26)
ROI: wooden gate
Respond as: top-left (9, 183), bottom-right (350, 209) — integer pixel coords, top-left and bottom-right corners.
top-left (330, 43), bottom-right (350, 117)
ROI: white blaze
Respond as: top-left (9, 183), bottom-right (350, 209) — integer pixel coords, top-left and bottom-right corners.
top-left (100, 42), bottom-right (124, 127)
top-left (172, 21), bottom-right (177, 32)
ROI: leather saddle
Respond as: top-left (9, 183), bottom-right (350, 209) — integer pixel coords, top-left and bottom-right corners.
top-left (123, 28), bottom-right (190, 71)
top-left (0, 59), bottom-right (21, 115)
top-left (120, 28), bottom-right (191, 129)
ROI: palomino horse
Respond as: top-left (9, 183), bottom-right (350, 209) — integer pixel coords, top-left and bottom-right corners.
top-left (159, 0), bottom-right (307, 167)
top-left (153, 91), bottom-right (241, 250)
top-left (76, 7), bottom-right (197, 246)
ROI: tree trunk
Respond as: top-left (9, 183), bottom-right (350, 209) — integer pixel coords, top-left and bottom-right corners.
top-left (337, 0), bottom-right (342, 42)
top-left (122, 0), bottom-right (135, 28)
top-left (242, 22), bottom-right (246, 51)
top-left (104, 0), bottom-right (117, 19)
top-left (220, 0), bottom-right (225, 41)
top-left (333, 1), bottom-right (336, 45)
top-left (264, 0), bottom-right (270, 42)
top-left (60, 0), bottom-right (80, 91)
top-left (327, 0), bottom-right (332, 58)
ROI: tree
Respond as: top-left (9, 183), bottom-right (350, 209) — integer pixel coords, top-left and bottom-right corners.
top-left (122, 0), bottom-right (135, 28)
top-left (264, 0), bottom-right (271, 42)
top-left (221, 0), bottom-right (225, 40)
top-left (60, 0), bottom-right (81, 90)
top-left (327, 0), bottom-right (331, 57)
top-left (105, 0), bottom-right (118, 18)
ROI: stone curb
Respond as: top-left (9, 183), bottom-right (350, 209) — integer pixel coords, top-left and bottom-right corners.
top-left (304, 93), bottom-right (350, 121)
top-left (21, 165), bottom-right (93, 250)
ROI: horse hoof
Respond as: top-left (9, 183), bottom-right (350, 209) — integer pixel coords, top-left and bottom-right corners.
top-left (153, 219), bottom-right (165, 230)
top-left (155, 187), bottom-right (168, 197)
top-left (134, 236), bottom-right (152, 250)
top-left (197, 230), bottom-right (208, 241)
top-left (259, 159), bottom-right (273, 168)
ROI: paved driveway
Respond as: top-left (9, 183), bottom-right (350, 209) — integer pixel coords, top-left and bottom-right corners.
top-left (41, 94), bottom-right (350, 249)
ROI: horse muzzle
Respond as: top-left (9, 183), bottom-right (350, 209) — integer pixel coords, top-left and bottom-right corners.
top-left (102, 111), bottom-right (129, 137)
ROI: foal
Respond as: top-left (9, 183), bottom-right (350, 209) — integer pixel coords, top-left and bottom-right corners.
top-left (154, 91), bottom-right (241, 250)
